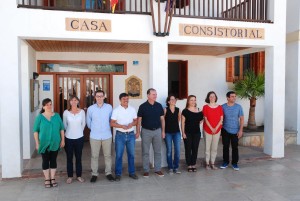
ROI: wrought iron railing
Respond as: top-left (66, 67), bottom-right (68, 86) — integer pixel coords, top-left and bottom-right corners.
top-left (172, 0), bottom-right (271, 22)
top-left (17, 0), bottom-right (151, 14)
top-left (18, 0), bottom-right (271, 23)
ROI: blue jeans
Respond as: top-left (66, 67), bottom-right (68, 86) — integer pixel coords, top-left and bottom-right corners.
top-left (115, 131), bottom-right (136, 176)
top-left (165, 132), bottom-right (181, 170)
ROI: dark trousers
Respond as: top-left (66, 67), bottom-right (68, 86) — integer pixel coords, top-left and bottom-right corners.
top-left (65, 137), bottom-right (84, 177)
top-left (41, 149), bottom-right (59, 170)
top-left (183, 132), bottom-right (200, 166)
top-left (221, 128), bottom-right (239, 165)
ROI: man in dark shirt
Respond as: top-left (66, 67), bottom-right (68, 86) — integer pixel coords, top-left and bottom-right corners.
top-left (136, 88), bottom-right (165, 178)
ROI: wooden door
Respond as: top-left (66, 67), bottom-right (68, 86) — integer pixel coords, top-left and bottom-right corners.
top-left (55, 74), bottom-right (111, 140)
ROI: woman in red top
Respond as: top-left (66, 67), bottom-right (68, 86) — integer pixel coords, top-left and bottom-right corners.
top-left (202, 91), bottom-right (223, 170)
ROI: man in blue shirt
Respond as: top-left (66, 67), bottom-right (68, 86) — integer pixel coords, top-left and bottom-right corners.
top-left (136, 88), bottom-right (165, 178)
top-left (220, 91), bottom-right (244, 171)
top-left (87, 90), bottom-right (115, 182)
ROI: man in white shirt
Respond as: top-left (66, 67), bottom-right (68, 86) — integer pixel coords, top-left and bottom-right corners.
top-left (110, 93), bottom-right (138, 181)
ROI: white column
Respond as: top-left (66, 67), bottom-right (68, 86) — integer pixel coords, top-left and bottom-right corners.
top-left (297, 44), bottom-right (300, 145)
top-left (0, 37), bottom-right (23, 177)
top-left (149, 39), bottom-right (168, 167)
top-left (264, 0), bottom-right (286, 158)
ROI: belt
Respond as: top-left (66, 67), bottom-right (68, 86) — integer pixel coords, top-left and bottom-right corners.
top-left (144, 127), bottom-right (160, 131)
top-left (116, 130), bottom-right (134, 134)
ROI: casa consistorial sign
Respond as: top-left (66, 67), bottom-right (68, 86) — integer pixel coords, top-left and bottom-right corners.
top-left (66, 18), bottom-right (111, 32)
top-left (179, 24), bottom-right (264, 39)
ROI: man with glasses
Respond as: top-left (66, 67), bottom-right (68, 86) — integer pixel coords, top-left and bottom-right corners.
top-left (87, 90), bottom-right (115, 182)
top-left (110, 93), bottom-right (138, 181)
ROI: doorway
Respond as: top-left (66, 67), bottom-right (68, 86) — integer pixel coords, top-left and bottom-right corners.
top-left (55, 74), bottom-right (111, 140)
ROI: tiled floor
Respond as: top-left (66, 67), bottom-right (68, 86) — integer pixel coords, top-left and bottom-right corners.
top-left (2, 142), bottom-right (300, 201)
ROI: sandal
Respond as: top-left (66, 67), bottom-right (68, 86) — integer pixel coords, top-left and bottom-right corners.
top-left (51, 179), bottom-right (58, 187)
top-left (187, 167), bottom-right (193, 172)
top-left (44, 179), bottom-right (51, 188)
top-left (66, 177), bottom-right (73, 184)
top-left (211, 164), bottom-right (218, 170)
top-left (206, 164), bottom-right (210, 170)
top-left (77, 177), bottom-right (85, 183)
top-left (192, 168), bottom-right (197, 172)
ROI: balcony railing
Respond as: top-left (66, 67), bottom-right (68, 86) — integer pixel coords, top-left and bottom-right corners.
top-left (17, 0), bottom-right (151, 14)
top-left (173, 0), bottom-right (271, 22)
top-left (18, 0), bottom-right (271, 23)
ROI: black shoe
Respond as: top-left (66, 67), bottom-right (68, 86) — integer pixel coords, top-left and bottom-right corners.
top-left (90, 176), bottom-right (97, 183)
top-left (115, 175), bottom-right (121, 182)
top-left (129, 174), bottom-right (138, 180)
top-left (106, 174), bottom-right (115, 182)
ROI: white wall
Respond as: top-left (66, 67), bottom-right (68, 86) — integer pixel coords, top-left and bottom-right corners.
top-left (285, 0), bottom-right (300, 132)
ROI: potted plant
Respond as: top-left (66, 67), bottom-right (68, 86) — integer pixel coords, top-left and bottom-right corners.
top-left (234, 70), bottom-right (265, 130)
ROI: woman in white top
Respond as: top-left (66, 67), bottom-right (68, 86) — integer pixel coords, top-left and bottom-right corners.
top-left (63, 95), bottom-right (86, 184)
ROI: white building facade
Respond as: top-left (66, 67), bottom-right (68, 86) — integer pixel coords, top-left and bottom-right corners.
top-left (0, 0), bottom-right (287, 178)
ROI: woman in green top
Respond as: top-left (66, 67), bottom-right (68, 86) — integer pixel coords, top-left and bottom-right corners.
top-left (33, 98), bottom-right (65, 188)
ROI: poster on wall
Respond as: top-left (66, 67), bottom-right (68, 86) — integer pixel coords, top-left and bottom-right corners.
top-left (30, 79), bottom-right (40, 112)
top-left (43, 80), bottom-right (50, 91)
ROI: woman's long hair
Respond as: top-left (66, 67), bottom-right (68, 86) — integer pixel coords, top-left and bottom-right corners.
top-left (68, 95), bottom-right (80, 111)
top-left (40, 98), bottom-right (52, 114)
top-left (185, 95), bottom-right (197, 109)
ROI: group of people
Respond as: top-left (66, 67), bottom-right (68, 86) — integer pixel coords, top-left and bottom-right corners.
top-left (33, 88), bottom-right (244, 188)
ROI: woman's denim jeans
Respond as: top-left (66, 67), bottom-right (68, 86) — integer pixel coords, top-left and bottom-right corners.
top-left (165, 132), bottom-right (181, 170)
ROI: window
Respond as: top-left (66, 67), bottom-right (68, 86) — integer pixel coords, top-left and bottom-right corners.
top-left (226, 51), bottom-right (265, 82)
top-left (38, 60), bottom-right (126, 74)
top-left (168, 60), bottom-right (188, 99)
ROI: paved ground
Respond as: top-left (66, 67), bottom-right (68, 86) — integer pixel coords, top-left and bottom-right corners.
top-left (1, 142), bottom-right (300, 201)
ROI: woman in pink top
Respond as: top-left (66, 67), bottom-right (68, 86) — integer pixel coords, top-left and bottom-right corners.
top-left (202, 91), bottom-right (223, 170)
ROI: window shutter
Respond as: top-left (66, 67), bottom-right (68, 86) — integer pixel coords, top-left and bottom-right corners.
top-left (178, 60), bottom-right (188, 99)
top-left (226, 57), bottom-right (234, 82)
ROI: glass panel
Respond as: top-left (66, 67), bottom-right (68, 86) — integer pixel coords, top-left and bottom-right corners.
top-left (40, 63), bottom-right (125, 73)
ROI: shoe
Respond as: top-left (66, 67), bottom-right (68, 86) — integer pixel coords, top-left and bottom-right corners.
top-left (66, 177), bottom-right (73, 184)
top-left (129, 174), bottom-right (138, 180)
top-left (143, 172), bottom-right (149, 178)
top-left (211, 164), bottom-right (218, 170)
top-left (187, 167), bottom-right (193, 172)
top-left (168, 169), bottom-right (174, 175)
top-left (232, 164), bottom-right (240, 171)
top-left (90, 176), bottom-right (97, 183)
top-left (173, 169), bottom-right (181, 174)
top-left (77, 177), bottom-right (85, 183)
top-left (106, 174), bottom-right (115, 182)
top-left (44, 179), bottom-right (51, 188)
top-left (220, 162), bottom-right (228, 169)
top-left (206, 164), bottom-right (210, 170)
top-left (154, 171), bottom-right (164, 177)
top-left (51, 179), bottom-right (58, 187)
top-left (115, 175), bottom-right (121, 181)
top-left (192, 168), bottom-right (197, 172)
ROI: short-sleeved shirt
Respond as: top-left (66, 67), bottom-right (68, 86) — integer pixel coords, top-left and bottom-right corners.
top-left (111, 104), bottom-right (137, 132)
top-left (137, 101), bottom-right (164, 130)
top-left (86, 103), bottom-right (112, 140)
top-left (222, 103), bottom-right (244, 134)
top-left (33, 113), bottom-right (64, 154)
top-left (202, 105), bottom-right (223, 134)
top-left (182, 108), bottom-right (203, 134)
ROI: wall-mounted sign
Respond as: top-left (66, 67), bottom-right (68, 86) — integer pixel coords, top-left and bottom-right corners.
top-left (125, 76), bottom-right (142, 99)
top-left (179, 24), bottom-right (264, 39)
top-left (66, 18), bottom-right (111, 32)
top-left (43, 80), bottom-right (50, 91)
